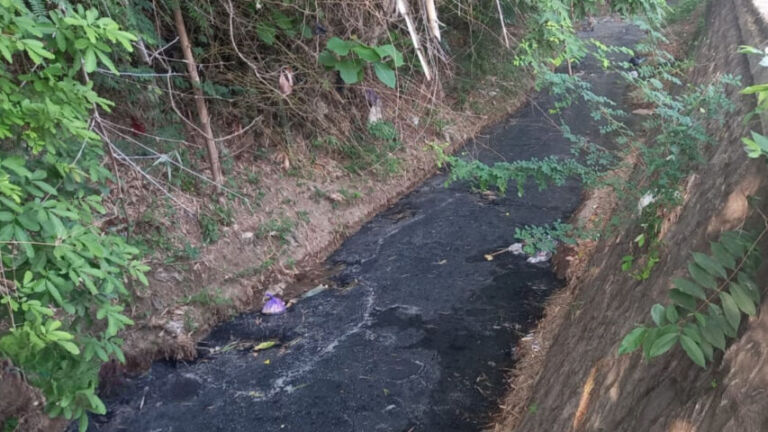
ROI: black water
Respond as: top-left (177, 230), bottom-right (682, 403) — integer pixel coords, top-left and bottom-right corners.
top-left (86, 19), bottom-right (643, 432)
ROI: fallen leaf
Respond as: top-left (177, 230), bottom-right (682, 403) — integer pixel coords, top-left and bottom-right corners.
top-left (253, 340), bottom-right (279, 351)
top-left (484, 254), bottom-right (494, 261)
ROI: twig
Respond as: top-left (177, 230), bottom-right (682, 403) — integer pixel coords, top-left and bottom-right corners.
top-left (495, 0), bottom-right (510, 48)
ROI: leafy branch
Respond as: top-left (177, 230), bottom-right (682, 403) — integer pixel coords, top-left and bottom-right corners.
top-left (619, 228), bottom-right (765, 367)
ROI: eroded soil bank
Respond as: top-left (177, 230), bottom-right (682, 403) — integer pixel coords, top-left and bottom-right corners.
top-left (81, 18), bottom-right (642, 432)
top-left (500, 1), bottom-right (768, 431)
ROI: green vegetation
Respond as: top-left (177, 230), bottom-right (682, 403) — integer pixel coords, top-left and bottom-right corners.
top-left (0, 2), bottom-right (144, 430)
top-left (620, 231), bottom-right (763, 367)
top-left (619, 43), bottom-right (768, 367)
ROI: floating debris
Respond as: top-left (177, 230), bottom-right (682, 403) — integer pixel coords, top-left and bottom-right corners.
top-left (301, 284), bottom-right (329, 299)
top-left (253, 341), bottom-right (279, 352)
top-left (507, 242), bottom-right (525, 255)
top-left (526, 251), bottom-right (552, 264)
top-left (261, 293), bottom-right (287, 315)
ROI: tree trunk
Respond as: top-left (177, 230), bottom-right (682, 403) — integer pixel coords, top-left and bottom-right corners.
top-left (173, 6), bottom-right (223, 185)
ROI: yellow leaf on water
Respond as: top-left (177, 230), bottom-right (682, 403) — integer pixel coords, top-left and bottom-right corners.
top-left (253, 340), bottom-right (278, 351)
top-left (264, 359), bottom-right (271, 365)
top-left (484, 254), bottom-right (494, 261)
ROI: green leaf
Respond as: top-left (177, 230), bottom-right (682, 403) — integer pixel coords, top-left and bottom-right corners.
top-left (673, 278), bottom-right (706, 300)
top-left (352, 45), bottom-right (380, 62)
top-left (256, 23), bottom-right (277, 45)
top-left (79, 413), bottom-right (88, 432)
top-left (710, 241), bottom-right (736, 269)
top-left (729, 282), bottom-right (756, 316)
top-left (680, 334), bottom-right (706, 367)
top-left (373, 44), bottom-right (404, 67)
top-left (56, 340), bottom-right (81, 355)
top-left (95, 49), bottom-right (118, 74)
top-left (318, 50), bottom-right (337, 67)
top-left (665, 304), bottom-right (679, 323)
top-left (0, 211), bottom-right (13, 222)
top-left (87, 393), bottom-right (106, 415)
top-left (618, 326), bottom-right (646, 355)
top-left (688, 262), bottom-right (717, 290)
top-left (692, 252), bottom-right (727, 279)
top-left (669, 289), bottom-right (697, 311)
top-left (326, 37), bottom-right (355, 56)
top-left (719, 291), bottom-right (741, 331)
top-left (84, 48), bottom-right (97, 72)
top-left (649, 332), bottom-right (678, 358)
top-left (651, 303), bottom-right (666, 326)
top-left (737, 273), bottom-right (760, 303)
top-left (373, 62), bottom-right (396, 88)
top-left (720, 232), bottom-right (749, 257)
top-left (334, 60), bottom-right (363, 84)
top-left (701, 319), bottom-right (726, 350)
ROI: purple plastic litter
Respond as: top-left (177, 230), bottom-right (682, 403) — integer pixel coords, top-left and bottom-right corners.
top-left (261, 293), bottom-right (286, 315)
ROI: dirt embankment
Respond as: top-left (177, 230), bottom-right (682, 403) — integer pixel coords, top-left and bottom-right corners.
top-left (496, 1), bottom-right (768, 431)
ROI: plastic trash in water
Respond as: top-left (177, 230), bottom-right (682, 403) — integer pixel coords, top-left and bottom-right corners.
top-left (261, 293), bottom-right (286, 315)
top-left (507, 242), bottom-right (525, 255)
top-left (526, 251), bottom-right (552, 264)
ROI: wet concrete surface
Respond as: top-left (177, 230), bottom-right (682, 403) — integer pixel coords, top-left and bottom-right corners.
top-left (86, 19), bottom-right (643, 432)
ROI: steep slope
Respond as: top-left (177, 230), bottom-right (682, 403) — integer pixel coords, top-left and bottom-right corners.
top-left (507, 1), bottom-right (768, 431)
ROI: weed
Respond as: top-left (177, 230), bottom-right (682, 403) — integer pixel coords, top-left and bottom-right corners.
top-left (199, 204), bottom-right (236, 244)
top-left (338, 188), bottom-right (362, 202)
top-left (230, 259), bottom-right (275, 280)
top-left (182, 287), bottom-right (232, 307)
top-left (296, 210), bottom-right (311, 223)
top-left (257, 217), bottom-right (295, 244)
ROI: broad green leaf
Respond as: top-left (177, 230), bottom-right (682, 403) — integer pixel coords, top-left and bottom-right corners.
top-left (651, 303), bottom-right (666, 326)
top-left (665, 304), bottom-right (679, 323)
top-left (351, 45), bottom-right (380, 62)
top-left (720, 232), bottom-right (749, 257)
top-left (679, 334), bottom-right (706, 367)
top-left (373, 62), bottom-right (396, 88)
top-left (692, 252), bottom-right (727, 279)
top-left (334, 60), bottom-right (362, 84)
top-left (618, 326), bottom-right (646, 355)
top-left (701, 319), bottom-right (726, 350)
top-left (729, 282), bottom-right (756, 316)
top-left (0, 211), bottom-right (13, 222)
top-left (318, 50), bottom-right (337, 67)
top-left (673, 277), bottom-right (706, 300)
top-left (688, 262), bottom-right (717, 290)
top-left (649, 332), bottom-right (678, 358)
top-left (710, 241), bottom-right (736, 269)
top-left (720, 291), bottom-right (741, 331)
top-left (669, 289), bottom-right (697, 311)
top-left (373, 44), bottom-right (404, 67)
top-left (737, 273), bottom-right (760, 303)
top-left (326, 37), bottom-right (355, 56)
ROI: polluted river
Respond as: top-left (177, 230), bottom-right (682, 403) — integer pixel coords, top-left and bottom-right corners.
top-left (86, 19), bottom-right (642, 432)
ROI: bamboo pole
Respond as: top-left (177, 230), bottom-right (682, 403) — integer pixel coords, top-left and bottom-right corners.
top-left (396, 0), bottom-right (432, 81)
top-left (173, 6), bottom-right (223, 185)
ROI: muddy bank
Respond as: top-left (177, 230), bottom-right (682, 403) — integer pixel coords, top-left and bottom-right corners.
top-left (505, 1), bottom-right (768, 431)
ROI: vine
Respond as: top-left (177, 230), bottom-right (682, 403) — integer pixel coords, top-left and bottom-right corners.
top-left (619, 229), bottom-right (764, 366)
